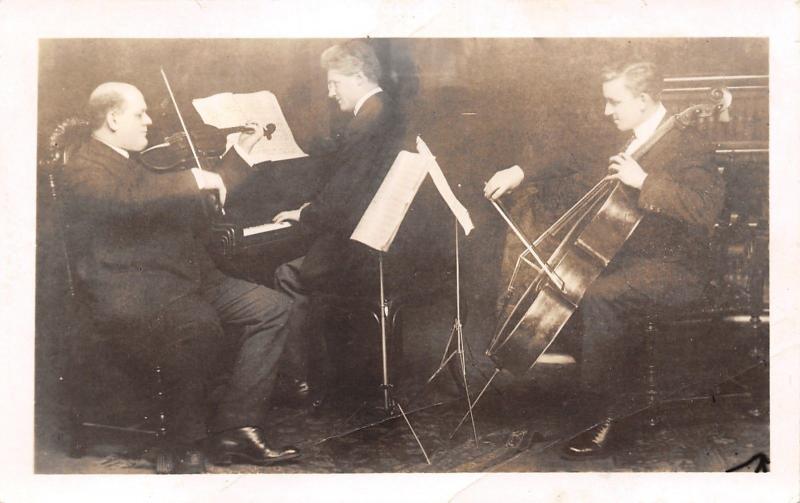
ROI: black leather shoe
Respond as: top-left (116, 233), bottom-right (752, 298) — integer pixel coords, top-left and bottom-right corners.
top-left (173, 448), bottom-right (207, 474)
top-left (562, 418), bottom-right (614, 459)
top-left (208, 427), bottom-right (300, 466)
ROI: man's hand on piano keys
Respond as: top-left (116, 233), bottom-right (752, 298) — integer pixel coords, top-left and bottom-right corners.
top-left (272, 202), bottom-right (310, 224)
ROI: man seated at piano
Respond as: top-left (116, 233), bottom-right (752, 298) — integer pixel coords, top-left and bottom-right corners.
top-left (272, 40), bottom-right (408, 406)
top-left (61, 82), bottom-right (299, 473)
top-left (483, 60), bottom-right (725, 458)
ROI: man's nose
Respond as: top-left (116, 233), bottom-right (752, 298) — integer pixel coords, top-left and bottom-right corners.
top-left (328, 88), bottom-right (336, 99)
top-left (143, 113), bottom-right (153, 126)
top-left (604, 103), bottom-right (613, 116)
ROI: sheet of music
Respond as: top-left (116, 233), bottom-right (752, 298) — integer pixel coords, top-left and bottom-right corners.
top-left (192, 90), bottom-right (307, 163)
top-left (350, 150), bottom-right (430, 252)
top-left (416, 136), bottom-right (474, 235)
top-left (351, 137), bottom-right (475, 252)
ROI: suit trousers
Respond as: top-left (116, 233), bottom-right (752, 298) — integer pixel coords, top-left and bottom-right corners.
top-left (108, 269), bottom-right (291, 444)
top-left (273, 257), bottom-right (331, 388)
top-left (578, 255), bottom-right (706, 418)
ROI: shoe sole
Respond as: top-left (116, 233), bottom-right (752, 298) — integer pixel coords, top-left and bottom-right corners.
top-left (559, 447), bottom-right (613, 461)
top-left (211, 451), bottom-right (301, 467)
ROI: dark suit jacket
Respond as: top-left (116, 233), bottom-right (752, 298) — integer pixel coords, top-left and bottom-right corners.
top-left (295, 92), bottom-right (408, 292)
top-left (522, 110), bottom-right (725, 272)
top-left (62, 138), bottom-right (252, 330)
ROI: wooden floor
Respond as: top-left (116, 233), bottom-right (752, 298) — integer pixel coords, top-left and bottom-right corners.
top-left (34, 299), bottom-right (769, 475)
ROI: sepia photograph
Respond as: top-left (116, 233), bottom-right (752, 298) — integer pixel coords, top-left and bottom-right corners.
top-left (2, 0), bottom-right (798, 501)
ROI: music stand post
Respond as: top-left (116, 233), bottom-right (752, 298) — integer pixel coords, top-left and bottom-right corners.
top-left (377, 252), bottom-right (431, 465)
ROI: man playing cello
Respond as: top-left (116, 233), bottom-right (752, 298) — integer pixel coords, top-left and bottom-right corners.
top-left (484, 61), bottom-right (725, 458)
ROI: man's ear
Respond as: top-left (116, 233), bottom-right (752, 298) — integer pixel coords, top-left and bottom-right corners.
top-left (105, 109), bottom-right (119, 132)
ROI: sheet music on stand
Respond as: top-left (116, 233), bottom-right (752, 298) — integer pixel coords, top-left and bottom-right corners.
top-left (347, 136), bottom-right (473, 464)
top-left (350, 150), bottom-right (428, 251)
top-left (351, 136), bottom-right (473, 252)
top-left (415, 136), bottom-right (474, 236)
top-left (192, 90), bottom-right (307, 164)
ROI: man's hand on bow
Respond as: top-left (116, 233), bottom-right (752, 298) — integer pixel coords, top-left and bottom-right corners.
top-left (484, 165), bottom-right (525, 200)
top-left (193, 169), bottom-right (228, 206)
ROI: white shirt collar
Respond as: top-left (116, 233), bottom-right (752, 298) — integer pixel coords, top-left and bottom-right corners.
top-left (92, 134), bottom-right (130, 159)
top-left (633, 102), bottom-right (667, 143)
top-left (353, 87), bottom-right (383, 116)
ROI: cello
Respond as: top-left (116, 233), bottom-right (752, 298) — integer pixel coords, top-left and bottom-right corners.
top-left (485, 88), bottom-right (731, 377)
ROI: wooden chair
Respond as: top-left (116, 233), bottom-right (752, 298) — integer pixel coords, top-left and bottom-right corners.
top-left (40, 119), bottom-right (175, 473)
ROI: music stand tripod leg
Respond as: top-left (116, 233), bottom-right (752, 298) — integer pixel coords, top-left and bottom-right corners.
top-left (455, 317), bottom-right (480, 447)
top-left (427, 320), bottom-right (459, 383)
top-left (450, 368), bottom-right (500, 440)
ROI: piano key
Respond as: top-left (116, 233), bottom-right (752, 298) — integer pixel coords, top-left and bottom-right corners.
top-left (242, 220), bottom-right (292, 237)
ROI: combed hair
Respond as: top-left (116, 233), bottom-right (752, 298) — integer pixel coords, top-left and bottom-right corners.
top-left (87, 83), bottom-right (129, 130)
top-left (601, 61), bottom-right (663, 101)
top-left (320, 40), bottom-right (382, 83)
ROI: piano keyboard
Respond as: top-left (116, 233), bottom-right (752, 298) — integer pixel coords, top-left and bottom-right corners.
top-left (243, 220), bottom-right (292, 237)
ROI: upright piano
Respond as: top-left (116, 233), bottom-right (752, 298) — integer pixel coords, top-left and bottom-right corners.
top-left (207, 155), bottom-right (322, 286)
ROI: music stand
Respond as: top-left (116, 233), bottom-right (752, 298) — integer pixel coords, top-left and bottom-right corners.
top-left (313, 250), bottom-right (432, 464)
top-left (329, 136), bottom-right (471, 464)
top-left (424, 217), bottom-right (481, 446)
top-left (449, 199), bottom-right (559, 439)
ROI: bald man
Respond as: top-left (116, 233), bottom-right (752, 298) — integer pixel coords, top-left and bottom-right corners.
top-left (61, 82), bottom-right (299, 472)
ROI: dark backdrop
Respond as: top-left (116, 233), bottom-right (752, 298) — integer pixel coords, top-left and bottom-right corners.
top-left (36, 37), bottom-right (768, 347)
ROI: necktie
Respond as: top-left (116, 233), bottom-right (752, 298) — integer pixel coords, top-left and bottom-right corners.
top-left (622, 132), bottom-right (637, 153)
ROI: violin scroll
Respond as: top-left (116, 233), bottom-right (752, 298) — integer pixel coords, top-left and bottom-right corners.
top-left (264, 123), bottom-right (277, 140)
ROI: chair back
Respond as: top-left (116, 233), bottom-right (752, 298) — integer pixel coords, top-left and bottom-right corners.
top-left (41, 118), bottom-right (91, 298)
top-left (39, 118), bottom-right (94, 372)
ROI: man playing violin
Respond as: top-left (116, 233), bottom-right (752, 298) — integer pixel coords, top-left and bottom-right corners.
top-left (61, 82), bottom-right (299, 472)
top-left (484, 61), bottom-right (725, 458)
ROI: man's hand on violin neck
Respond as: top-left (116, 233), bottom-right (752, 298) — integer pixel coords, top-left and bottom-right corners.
top-left (237, 120), bottom-right (267, 153)
top-left (191, 168), bottom-right (228, 206)
top-left (604, 152), bottom-right (648, 190)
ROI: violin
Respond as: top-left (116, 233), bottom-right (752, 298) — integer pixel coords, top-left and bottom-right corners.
top-left (154, 67), bottom-right (272, 217)
top-left (139, 122), bottom-right (276, 171)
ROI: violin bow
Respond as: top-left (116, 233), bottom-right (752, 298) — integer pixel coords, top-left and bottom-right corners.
top-left (158, 67), bottom-right (225, 215)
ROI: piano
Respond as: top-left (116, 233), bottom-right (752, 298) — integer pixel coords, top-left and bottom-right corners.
top-left (207, 155), bottom-right (321, 285)
top-left (209, 220), bottom-right (298, 258)
top-left (206, 148), bottom-right (455, 289)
